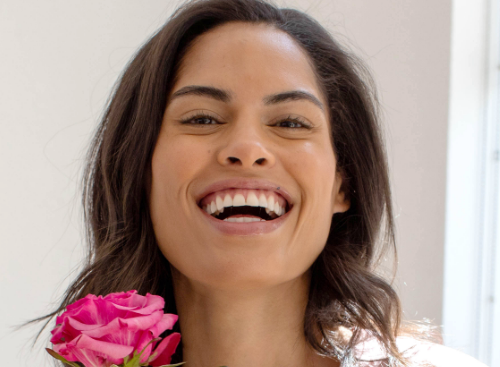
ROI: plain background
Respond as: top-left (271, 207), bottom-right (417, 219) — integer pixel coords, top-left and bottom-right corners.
top-left (0, 0), bottom-right (453, 364)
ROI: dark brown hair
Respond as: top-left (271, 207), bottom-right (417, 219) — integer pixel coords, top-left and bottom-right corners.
top-left (30, 0), bottom-right (404, 365)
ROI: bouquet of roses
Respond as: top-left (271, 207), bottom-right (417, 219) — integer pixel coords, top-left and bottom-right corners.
top-left (47, 290), bottom-right (182, 367)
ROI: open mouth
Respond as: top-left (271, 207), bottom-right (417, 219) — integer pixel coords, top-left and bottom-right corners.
top-left (198, 189), bottom-right (291, 223)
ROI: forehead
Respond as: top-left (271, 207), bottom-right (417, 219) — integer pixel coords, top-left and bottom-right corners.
top-left (173, 22), bottom-right (323, 100)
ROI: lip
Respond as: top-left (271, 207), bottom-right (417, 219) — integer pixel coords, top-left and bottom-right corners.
top-left (195, 178), bottom-right (294, 235)
top-left (196, 178), bottom-right (293, 207)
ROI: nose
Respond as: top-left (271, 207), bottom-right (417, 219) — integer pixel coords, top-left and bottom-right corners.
top-left (216, 119), bottom-right (276, 169)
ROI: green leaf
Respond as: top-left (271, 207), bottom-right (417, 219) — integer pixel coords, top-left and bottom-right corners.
top-left (122, 353), bottom-right (141, 367)
top-left (45, 348), bottom-right (81, 367)
top-left (123, 338), bottom-right (162, 367)
top-left (155, 363), bottom-right (186, 367)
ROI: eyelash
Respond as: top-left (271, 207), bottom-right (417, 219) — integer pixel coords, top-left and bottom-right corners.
top-left (179, 113), bottom-right (312, 130)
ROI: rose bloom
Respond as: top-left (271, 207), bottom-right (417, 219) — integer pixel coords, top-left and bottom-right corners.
top-left (50, 290), bottom-right (180, 367)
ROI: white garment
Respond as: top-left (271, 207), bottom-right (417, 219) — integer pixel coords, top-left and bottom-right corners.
top-left (353, 336), bottom-right (488, 367)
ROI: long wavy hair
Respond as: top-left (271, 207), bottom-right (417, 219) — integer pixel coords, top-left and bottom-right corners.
top-left (29, 0), bottom-right (405, 365)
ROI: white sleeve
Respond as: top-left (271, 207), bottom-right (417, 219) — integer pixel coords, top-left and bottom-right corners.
top-left (396, 337), bottom-right (489, 367)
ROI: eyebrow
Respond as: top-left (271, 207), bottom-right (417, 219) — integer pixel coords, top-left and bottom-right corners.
top-left (263, 90), bottom-right (324, 111)
top-left (170, 85), bottom-right (231, 103)
top-left (169, 85), bottom-right (324, 111)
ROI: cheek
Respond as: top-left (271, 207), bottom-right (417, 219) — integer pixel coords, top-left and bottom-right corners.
top-left (151, 134), bottom-right (209, 198)
top-left (286, 140), bottom-right (336, 196)
top-left (149, 133), bottom-right (208, 237)
top-left (284, 140), bottom-right (337, 254)
top-left (149, 133), bottom-right (210, 271)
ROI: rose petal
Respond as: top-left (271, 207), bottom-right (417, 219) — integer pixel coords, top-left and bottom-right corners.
top-left (134, 330), bottom-right (154, 363)
top-left (70, 334), bottom-right (133, 362)
top-left (111, 298), bottom-right (164, 315)
top-left (71, 298), bottom-right (102, 324)
top-left (95, 297), bottom-right (131, 324)
top-left (56, 297), bottom-right (102, 330)
top-left (77, 311), bottom-right (163, 339)
top-left (143, 293), bottom-right (166, 310)
top-left (104, 290), bottom-right (144, 309)
top-left (149, 333), bottom-right (181, 367)
top-left (106, 292), bottom-right (165, 316)
top-left (50, 324), bottom-right (64, 342)
top-left (53, 342), bottom-right (78, 361)
top-left (93, 320), bottom-right (142, 348)
top-left (66, 294), bottom-right (98, 312)
top-left (56, 296), bottom-right (94, 325)
top-left (49, 291), bottom-right (176, 367)
top-left (66, 345), bottom-right (111, 367)
top-left (51, 317), bottom-right (88, 344)
top-left (66, 316), bottom-right (105, 332)
top-left (103, 290), bottom-right (137, 300)
top-left (149, 314), bottom-right (178, 338)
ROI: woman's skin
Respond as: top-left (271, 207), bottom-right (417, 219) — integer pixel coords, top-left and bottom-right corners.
top-left (149, 22), bottom-right (349, 367)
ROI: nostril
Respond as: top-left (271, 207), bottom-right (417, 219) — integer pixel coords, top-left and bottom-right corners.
top-left (255, 158), bottom-right (265, 165)
top-left (228, 157), bottom-right (239, 163)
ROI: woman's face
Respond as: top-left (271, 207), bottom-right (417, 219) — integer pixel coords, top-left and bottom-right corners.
top-left (150, 22), bottom-right (349, 290)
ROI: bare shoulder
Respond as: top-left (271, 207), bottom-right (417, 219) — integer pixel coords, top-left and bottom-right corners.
top-left (396, 337), bottom-right (488, 367)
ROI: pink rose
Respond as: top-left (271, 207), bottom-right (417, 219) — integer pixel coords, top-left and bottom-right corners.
top-left (50, 290), bottom-right (181, 367)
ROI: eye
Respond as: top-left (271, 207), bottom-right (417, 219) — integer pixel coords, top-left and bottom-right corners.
top-left (179, 113), bottom-right (221, 126)
top-left (273, 116), bottom-right (312, 130)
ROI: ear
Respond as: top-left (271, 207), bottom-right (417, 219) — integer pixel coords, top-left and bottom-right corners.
top-left (332, 171), bottom-right (350, 214)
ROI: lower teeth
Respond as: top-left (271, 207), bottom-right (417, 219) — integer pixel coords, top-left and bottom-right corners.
top-left (224, 217), bottom-right (266, 223)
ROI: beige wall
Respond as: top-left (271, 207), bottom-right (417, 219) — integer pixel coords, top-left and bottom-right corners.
top-left (0, 1), bottom-right (452, 365)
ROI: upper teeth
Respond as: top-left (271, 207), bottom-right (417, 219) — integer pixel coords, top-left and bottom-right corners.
top-left (203, 191), bottom-right (287, 218)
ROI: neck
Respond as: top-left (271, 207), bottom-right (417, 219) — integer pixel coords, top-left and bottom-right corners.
top-left (171, 269), bottom-right (338, 367)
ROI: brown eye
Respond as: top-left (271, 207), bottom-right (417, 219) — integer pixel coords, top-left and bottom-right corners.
top-left (193, 117), bottom-right (216, 124)
top-left (274, 116), bottom-right (312, 130)
top-left (276, 120), bottom-right (303, 128)
top-left (180, 114), bottom-right (221, 125)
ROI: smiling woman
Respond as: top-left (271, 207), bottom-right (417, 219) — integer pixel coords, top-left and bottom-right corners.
top-left (28, 0), bottom-right (484, 367)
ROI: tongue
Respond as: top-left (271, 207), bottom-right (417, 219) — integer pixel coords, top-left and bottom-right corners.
top-left (227, 215), bottom-right (262, 219)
